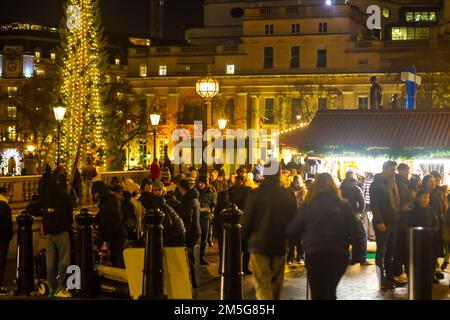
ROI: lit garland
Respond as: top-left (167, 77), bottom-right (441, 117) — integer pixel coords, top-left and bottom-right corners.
top-left (59, 0), bottom-right (106, 181)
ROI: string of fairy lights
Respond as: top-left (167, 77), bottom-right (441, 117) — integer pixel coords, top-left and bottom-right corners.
top-left (60, 0), bottom-right (105, 180)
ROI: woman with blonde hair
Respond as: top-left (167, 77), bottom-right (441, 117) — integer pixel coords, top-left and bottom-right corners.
top-left (287, 173), bottom-right (363, 300)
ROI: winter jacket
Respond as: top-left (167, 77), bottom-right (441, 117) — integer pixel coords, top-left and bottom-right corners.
top-left (0, 195), bottom-right (13, 244)
top-left (42, 184), bottom-right (74, 235)
top-left (179, 188), bottom-right (201, 248)
top-left (286, 191), bottom-right (363, 261)
top-left (210, 179), bottom-right (228, 194)
top-left (369, 174), bottom-right (400, 225)
top-left (139, 193), bottom-right (186, 247)
top-left (340, 178), bottom-right (365, 214)
top-left (242, 179), bottom-right (297, 256)
top-left (122, 192), bottom-right (137, 240)
top-left (93, 181), bottom-right (124, 241)
top-left (395, 174), bottom-right (413, 206)
top-left (198, 186), bottom-right (216, 214)
top-left (228, 185), bottom-right (251, 210)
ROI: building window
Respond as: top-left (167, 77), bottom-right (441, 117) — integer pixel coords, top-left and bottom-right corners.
top-left (139, 64), bottom-right (148, 77)
top-left (291, 24), bottom-right (300, 34)
top-left (264, 47), bottom-right (273, 69)
top-left (35, 50), bottom-right (41, 60)
top-left (290, 46), bottom-right (300, 68)
top-left (50, 52), bottom-right (56, 61)
top-left (105, 75), bottom-right (111, 83)
top-left (159, 65), bottom-right (167, 76)
top-left (7, 106), bottom-right (17, 120)
top-left (391, 27), bottom-right (430, 40)
top-left (115, 58), bottom-right (121, 65)
top-left (226, 64), bottom-right (235, 75)
top-left (264, 24), bottom-right (274, 35)
top-left (317, 49), bottom-right (327, 68)
top-left (36, 69), bottom-right (45, 76)
top-left (358, 96), bottom-right (369, 110)
top-left (185, 65), bottom-right (191, 71)
top-left (264, 98), bottom-right (275, 124)
top-left (319, 22), bottom-right (328, 33)
top-left (318, 98), bottom-right (328, 110)
top-left (23, 55), bottom-right (34, 78)
top-left (7, 126), bottom-right (16, 141)
top-left (116, 76), bottom-right (122, 83)
top-left (290, 98), bottom-right (301, 123)
top-left (225, 98), bottom-right (235, 124)
top-left (358, 58), bottom-right (369, 65)
top-left (7, 87), bottom-right (17, 97)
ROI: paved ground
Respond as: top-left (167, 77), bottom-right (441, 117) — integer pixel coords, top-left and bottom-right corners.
top-left (194, 244), bottom-right (450, 300)
top-left (3, 242), bottom-right (450, 300)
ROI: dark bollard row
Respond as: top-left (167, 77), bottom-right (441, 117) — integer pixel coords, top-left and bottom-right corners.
top-left (15, 210), bottom-right (34, 295)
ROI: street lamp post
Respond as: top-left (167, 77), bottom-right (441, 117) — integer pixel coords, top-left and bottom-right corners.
top-left (53, 103), bottom-right (67, 166)
top-left (127, 119), bottom-right (131, 170)
top-left (195, 75), bottom-right (219, 177)
top-left (150, 112), bottom-right (161, 163)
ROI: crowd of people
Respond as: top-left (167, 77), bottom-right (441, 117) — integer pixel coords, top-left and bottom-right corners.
top-left (0, 156), bottom-right (449, 300)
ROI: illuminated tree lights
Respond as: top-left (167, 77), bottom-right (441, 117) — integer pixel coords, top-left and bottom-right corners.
top-left (59, 0), bottom-right (107, 181)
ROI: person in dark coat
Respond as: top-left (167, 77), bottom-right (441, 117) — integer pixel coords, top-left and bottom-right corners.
top-left (213, 190), bottom-right (232, 274)
top-left (92, 181), bottom-right (125, 268)
top-left (139, 180), bottom-right (186, 247)
top-left (392, 164), bottom-right (413, 283)
top-left (121, 191), bottom-right (138, 241)
top-left (41, 175), bottom-right (74, 298)
top-left (242, 165), bottom-right (297, 300)
top-left (197, 176), bottom-right (216, 265)
top-left (178, 178), bottom-right (201, 287)
top-left (407, 189), bottom-right (440, 283)
top-left (340, 171), bottom-right (369, 265)
top-left (287, 173), bottom-right (363, 300)
top-left (38, 164), bottom-right (56, 210)
top-left (369, 161), bottom-right (403, 289)
top-left (0, 187), bottom-right (13, 294)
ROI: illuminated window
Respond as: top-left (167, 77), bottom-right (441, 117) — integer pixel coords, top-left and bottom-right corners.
top-left (115, 58), bottom-right (121, 65)
top-left (406, 11), bottom-right (437, 22)
top-left (7, 126), bottom-right (16, 141)
top-left (264, 98), bottom-right (275, 124)
top-left (226, 64), bottom-right (235, 75)
top-left (264, 24), bottom-right (274, 35)
top-left (139, 64), bottom-right (147, 77)
top-left (7, 87), bottom-right (17, 97)
top-left (23, 55), bottom-right (34, 78)
top-left (50, 52), bottom-right (56, 61)
top-left (35, 50), bottom-right (41, 60)
top-left (319, 22), bottom-right (328, 33)
top-left (7, 106), bottom-right (17, 119)
top-left (429, 12), bottom-right (437, 22)
top-left (391, 27), bottom-right (430, 40)
top-left (383, 8), bottom-right (390, 18)
top-left (291, 24), bottom-right (300, 34)
top-left (159, 65), bottom-right (167, 76)
top-left (185, 65), bottom-right (191, 71)
top-left (105, 75), bottom-right (111, 83)
top-left (36, 69), bottom-right (45, 76)
top-left (116, 76), bottom-right (122, 83)
top-left (358, 97), bottom-right (368, 110)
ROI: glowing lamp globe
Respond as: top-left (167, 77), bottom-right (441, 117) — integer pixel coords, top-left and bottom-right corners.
top-left (53, 105), bottom-right (67, 122)
top-left (218, 118), bottom-right (228, 130)
top-left (150, 113), bottom-right (161, 126)
top-left (196, 75), bottom-right (219, 100)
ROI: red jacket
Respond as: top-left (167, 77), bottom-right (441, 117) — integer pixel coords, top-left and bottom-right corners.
top-left (150, 163), bottom-right (161, 180)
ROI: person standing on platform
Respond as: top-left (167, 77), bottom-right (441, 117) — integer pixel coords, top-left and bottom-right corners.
top-left (370, 75), bottom-right (383, 111)
top-left (243, 165), bottom-right (297, 300)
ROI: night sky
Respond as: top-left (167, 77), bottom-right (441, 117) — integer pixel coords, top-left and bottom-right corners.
top-left (0, 0), bottom-right (203, 40)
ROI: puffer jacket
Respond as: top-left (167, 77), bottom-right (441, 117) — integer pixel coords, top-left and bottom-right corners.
top-left (179, 188), bottom-right (201, 247)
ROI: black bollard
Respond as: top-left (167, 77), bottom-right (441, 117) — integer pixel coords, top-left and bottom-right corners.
top-left (140, 208), bottom-right (167, 300)
top-left (15, 210), bottom-right (34, 295)
top-left (220, 205), bottom-right (243, 300)
top-left (75, 208), bottom-right (96, 298)
top-left (408, 227), bottom-right (434, 300)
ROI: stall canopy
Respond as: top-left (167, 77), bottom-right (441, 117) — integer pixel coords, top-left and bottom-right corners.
top-left (280, 109), bottom-right (450, 158)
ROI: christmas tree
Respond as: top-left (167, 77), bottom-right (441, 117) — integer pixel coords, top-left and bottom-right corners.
top-left (59, 0), bottom-right (108, 181)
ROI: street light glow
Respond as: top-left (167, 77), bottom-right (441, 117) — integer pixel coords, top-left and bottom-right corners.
top-left (150, 113), bottom-right (161, 126)
top-left (53, 105), bottom-right (67, 122)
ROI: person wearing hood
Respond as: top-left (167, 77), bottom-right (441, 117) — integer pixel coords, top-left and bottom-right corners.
top-left (369, 160), bottom-right (410, 289)
top-left (242, 164), bottom-right (297, 300)
top-left (92, 181), bottom-right (125, 268)
top-left (244, 172), bottom-right (258, 189)
top-left (139, 180), bottom-right (186, 247)
top-left (178, 177), bottom-right (201, 287)
top-left (0, 187), bottom-right (13, 294)
top-left (197, 176), bottom-right (216, 265)
top-left (287, 173), bottom-right (363, 300)
top-left (340, 171), bottom-right (369, 266)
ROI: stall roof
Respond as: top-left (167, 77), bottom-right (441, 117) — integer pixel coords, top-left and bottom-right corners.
top-left (281, 109), bottom-right (450, 155)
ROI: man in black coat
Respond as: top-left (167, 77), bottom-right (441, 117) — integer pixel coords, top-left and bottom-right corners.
top-left (242, 167), bottom-right (297, 300)
top-left (197, 176), bottom-right (216, 265)
top-left (92, 181), bottom-right (125, 268)
top-left (0, 187), bottom-right (13, 294)
top-left (340, 171), bottom-right (369, 265)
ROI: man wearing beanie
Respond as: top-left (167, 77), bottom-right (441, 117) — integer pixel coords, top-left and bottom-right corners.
top-left (161, 168), bottom-right (176, 196)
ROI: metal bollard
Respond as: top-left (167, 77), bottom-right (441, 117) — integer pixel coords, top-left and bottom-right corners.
top-left (220, 205), bottom-right (243, 300)
top-left (408, 227), bottom-right (434, 300)
top-left (75, 208), bottom-right (96, 298)
top-left (15, 210), bottom-right (34, 295)
top-left (140, 208), bottom-right (167, 300)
